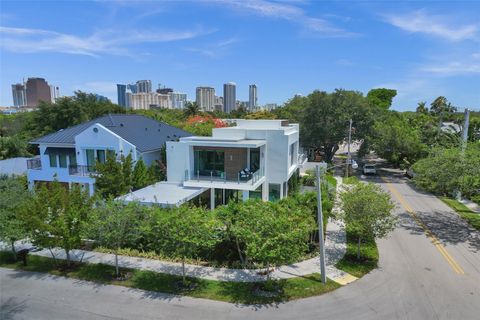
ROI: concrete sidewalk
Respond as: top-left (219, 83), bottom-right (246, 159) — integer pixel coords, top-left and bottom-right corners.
top-left (4, 177), bottom-right (357, 284)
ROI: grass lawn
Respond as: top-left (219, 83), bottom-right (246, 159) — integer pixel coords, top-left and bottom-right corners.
top-left (335, 228), bottom-right (379, 278)
top-left (440, 197), bottom-right (480, 231)
top-left (0, 251), bottom-right (340, 304)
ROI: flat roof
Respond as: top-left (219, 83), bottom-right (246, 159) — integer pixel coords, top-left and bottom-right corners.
top-left (179, 137), bottom-right (266, 148)
top-left (118, 182), bottom-right (207, 207)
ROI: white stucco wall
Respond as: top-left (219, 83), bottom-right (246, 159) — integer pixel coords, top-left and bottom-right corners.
top-left (74, 123), bottom-right (137, 163)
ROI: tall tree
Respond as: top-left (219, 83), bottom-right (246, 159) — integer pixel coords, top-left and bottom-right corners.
top-left (416, 101), bottom-right (429, 114)
top-left (132, 158), bottom-right (149, 190)
top-left (340, 182), bottom-right (397, 259)
top-left (231, 200), bottom-right (315, 280)
top-left (153, 206), bottom-right (220, 285)
top-left (20, 181), bottom-right (94, 266)
top-left (95, 151), bottom-right (125, 198)
top-left (369, 112), bottom-right (426, 167)
top-left (89, 200), bottom-right (147, 278)
top-left (183, 101), bottom-right (201, 118)
top-left (0, 175), bottom-right (30, 258)
top-left (301, 89), bottom-right (374, 162)
top-left (366, 88), bottom-right (397, 109)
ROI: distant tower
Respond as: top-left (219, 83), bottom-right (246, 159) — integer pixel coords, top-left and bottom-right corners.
top-left (117, 84), bottom-right (127, 107)
top-left (11, 83), bottom-right (27, 107)
top-left (196, 86), bottom-right (215, 111)
top-left (136, 80), bottom-right (152, 93)
top-left (248, 84), bottom-right (257, 110)
top-left (50, 85), bottom-right (60, 103)
top-left (25, 78), bottom-right (52, 107)
top-left (223, 82), bottom-right (236, 113)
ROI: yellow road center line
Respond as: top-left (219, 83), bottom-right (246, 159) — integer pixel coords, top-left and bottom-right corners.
top-left (380, 177), bottom-right (465, 275)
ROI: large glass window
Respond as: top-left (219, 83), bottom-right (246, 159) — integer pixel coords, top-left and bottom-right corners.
top-left (290, 143), bottom-right (295, 166)
top-left (269, 184), bottom-right (281, 202)
top-left (97, 150), bottom-right (106, 164)
top-left (249, 185), bottom-right (263, 200)
top-left (194, 149), bottom-right (225, 177)
top-left (59, 154), bottom-right (67, 168)
top-left (69, 154), bottom-right (77, 166)
top-left (86, 149), bottom-right (95, 168)
top-left (49, 154), bottom-right (57, 167)
top-left (250, 148), bottom-right (260, 172)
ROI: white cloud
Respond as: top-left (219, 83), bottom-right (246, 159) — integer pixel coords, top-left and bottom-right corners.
top-left (214, 0), bottom-right (355, 37)
top-left (422, 61), bottom-right (480, 75)
top-left (186, 37), bottom-right (240, 58)
top-left (0, 25), bottom-right (212, 57)
top-left (384, 10), bottom-right (479, 42)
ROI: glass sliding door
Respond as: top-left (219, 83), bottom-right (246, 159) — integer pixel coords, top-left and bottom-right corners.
top-left (97, 150), bottom-right (106, 164)
top-left (86, 149), bottom-right (95, 171)
top-left (194, 149), bottom-right (225, 178)
top-left (250, 148), bottom-right (260, 172)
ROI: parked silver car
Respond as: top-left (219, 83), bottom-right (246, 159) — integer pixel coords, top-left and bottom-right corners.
top-left (363, 164), bottom-right (377, 175)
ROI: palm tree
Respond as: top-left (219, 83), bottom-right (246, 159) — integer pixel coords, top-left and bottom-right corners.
top-left (184, 102), bottom-right (201, 118)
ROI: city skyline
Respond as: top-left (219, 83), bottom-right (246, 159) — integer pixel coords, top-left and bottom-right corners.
top-left (1, 1), bottom-right (479, 110)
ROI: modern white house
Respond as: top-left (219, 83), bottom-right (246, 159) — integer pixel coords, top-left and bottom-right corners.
top-left (122, 119), bottom-right (307, 208)
top-left (26, 114), bottom-right (191, 195)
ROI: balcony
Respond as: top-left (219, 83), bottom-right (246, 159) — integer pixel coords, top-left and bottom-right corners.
top-left (69, 165), bottom-right (96, 176)
top-left (184, 167), bottom-right (265, 191)
top-left (27, 158), bottom-right (42, 170)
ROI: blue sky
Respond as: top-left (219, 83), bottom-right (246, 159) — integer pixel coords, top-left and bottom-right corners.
top-left (0, 0), bottom-right (479, 111)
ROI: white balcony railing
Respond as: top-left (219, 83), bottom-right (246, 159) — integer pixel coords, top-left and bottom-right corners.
top-left (185, 167), bottom-right (265, 185)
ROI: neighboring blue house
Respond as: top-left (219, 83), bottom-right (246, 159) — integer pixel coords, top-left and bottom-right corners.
top-left (26, 114), bottom-right (191, 195)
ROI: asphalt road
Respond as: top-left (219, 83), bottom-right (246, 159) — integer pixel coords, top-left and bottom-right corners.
top-left (1, 172), bottom-right (480, 320)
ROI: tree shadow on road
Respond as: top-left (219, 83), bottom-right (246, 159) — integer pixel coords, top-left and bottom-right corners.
top-left (399, 209), bottom-right (480, 252)
top-left (0, 297), bottom-right (27, 320)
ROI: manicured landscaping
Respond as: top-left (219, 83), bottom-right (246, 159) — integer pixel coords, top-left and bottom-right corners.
top-left (335, 228), bottom-right (379, 278)
top-left (0, 251), bottom-right (341, 304)
top-left (440, 197), bottom-right (480, 231)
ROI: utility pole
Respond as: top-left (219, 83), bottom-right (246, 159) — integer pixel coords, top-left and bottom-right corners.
top-left (345, 119), bottom-right (353, 178)
top-left (456, 108), bottom-right (470, 201)
top-left (316, 165), bottom-right (327, 284)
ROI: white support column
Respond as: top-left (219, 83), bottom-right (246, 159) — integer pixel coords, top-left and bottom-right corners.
top-left (89, 183), bottom-right (95, 196)
top-left (242, 190), bottom-right (249, 201)
top-left (279, 183), bottom-right (284, 199)
top-left (210, 188), bottom-right (215, 210)
top-left (262, 182), bottom-right (268, 201)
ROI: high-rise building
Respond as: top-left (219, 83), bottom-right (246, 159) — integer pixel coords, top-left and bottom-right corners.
top-left (11, 83), bottom-right (26, 107)
top-left (50, 85), bottom-right (60, 103)
top-left (248, 84), bottom-right (257, 110)
top-left (130, 92), bottom-right (169, 110)
top-left (127, 83), bottom-right (138, 94)
top-left (25, 78), bottom-right (52, 107)
top-left (223, 82), bottom-right (236, 113)
top-left (196, 86), bottom-right (215, 111)
top-left (169, 92), bottom-right (187, 109)
top-left (117, 84), bottom-right (127, 107)
top-left (214, 95), bottom-right (223, 111)
top-left (157, 87), bottom-right (173, 95)
top-left (136, 80), bottom-right (152, 93)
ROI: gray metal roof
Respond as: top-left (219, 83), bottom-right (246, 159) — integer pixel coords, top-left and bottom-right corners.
top-left (30, 114), bottom-right (192, 152)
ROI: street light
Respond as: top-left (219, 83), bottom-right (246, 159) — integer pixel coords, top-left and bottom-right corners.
top-left (316, 160), bottom-right (358, 284)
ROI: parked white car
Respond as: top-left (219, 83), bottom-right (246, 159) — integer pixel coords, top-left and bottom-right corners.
top-left (363, 164), bottom-right (376, 175)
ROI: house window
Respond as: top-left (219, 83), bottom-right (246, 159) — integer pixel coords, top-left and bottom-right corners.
top-left (97, 150), bottom-right (106, 164)
top-left (269, 184), bottom-right (281, 202)
top-left (290, 143), bottom-right (295, 166)
top-left (250, 149), bottom-right (260, 172)
top-left (49, 153), bottom-right (57, 167)
top-left (194, 149), bottom-right (225, 177)
top-left (69, 154), bottom-right (77, 166)
top-left (86, 149), bottom-right (95, 168)
top-left (59, 154), bottom-right (67, 168)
